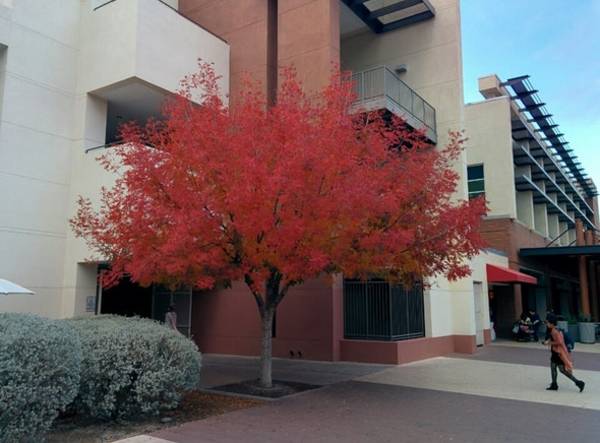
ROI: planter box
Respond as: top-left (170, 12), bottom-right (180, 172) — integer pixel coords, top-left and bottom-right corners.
top-left (579, 322), bottom-right (596, 344)
top-left (568, 323), bottom-right (580, 342)
top-left (557, 320), bottom-right (569, 332)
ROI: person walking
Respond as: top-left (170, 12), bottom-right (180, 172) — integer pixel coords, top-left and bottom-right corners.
top-left (165, 304), bottom-right (179, 332)
top-left (543, 314), bottom-right (585, 392)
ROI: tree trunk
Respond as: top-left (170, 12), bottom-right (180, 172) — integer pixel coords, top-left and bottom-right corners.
top-left (259, 308), bottom-right (275, 388)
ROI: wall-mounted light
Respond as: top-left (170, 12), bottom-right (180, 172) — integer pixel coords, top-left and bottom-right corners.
top-left (394, 64), bottom-right (408, 75)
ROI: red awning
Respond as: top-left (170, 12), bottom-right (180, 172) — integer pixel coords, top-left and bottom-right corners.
top-left (486, 264), bottom-right (537, 285)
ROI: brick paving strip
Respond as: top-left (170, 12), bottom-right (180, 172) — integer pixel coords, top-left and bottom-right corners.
top-left (122, 381), bottom-right (600, 443)
top-left (112, 351), bottom-right (600, 443)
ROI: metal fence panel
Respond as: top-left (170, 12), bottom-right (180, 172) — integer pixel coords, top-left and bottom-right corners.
top-left (344, 279), bottom-right (425, 341)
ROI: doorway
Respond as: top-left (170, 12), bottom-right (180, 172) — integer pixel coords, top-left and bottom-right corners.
top-left (473, 282), bottom-right (484, 346)
top-left (98, 275), bottom-right (193, 337)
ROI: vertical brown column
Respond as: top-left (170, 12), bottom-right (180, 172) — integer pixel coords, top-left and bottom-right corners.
top-left (589, 260), bottom-right (599, 321)
top-left (331, 274), bottom-right (344, 361)
top-left (267, 0), bottom-right (278, 106)
top-left (597, 263), bottom-right (600, 319)
top-left (278, 0), bottom-right (340, 93)
top-left (180, 0), bottom-right (271, 107)
top-left (585, 229), bottom-right (594, 246)
top-left (576, 219), bottom-right (585, 245)
top-left (513, 283), bottom-right (523, 320)
top-left (576, 220), bottom-right (591, 317)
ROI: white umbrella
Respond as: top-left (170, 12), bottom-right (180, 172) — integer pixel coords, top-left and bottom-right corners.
top-left (0, 279), bottom-right (35, 296)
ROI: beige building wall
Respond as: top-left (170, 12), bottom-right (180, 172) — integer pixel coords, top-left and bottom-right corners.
top-left (464, 97), bottom-right (517, 218)
top-left (341, 0), bottom-right (465, 186)
top-left (0, 0), bottom-right (81, 317)
top-left (341, 0), bottom-right (478, 340)
top-left (0, 0), bottom-right (229, 318)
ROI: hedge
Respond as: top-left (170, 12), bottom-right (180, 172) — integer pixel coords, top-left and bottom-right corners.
top-left (66, 315), bottom-right (201, 419)
top-left (0, 313), bottom-right (81, 443)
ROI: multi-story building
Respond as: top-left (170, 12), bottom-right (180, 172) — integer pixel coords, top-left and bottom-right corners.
top-left (465, 74), bottom-right (600, 338)
top-left (0, 0), bottom-right (229, 317)
top-left (1, 0), bottom-right (510, 364)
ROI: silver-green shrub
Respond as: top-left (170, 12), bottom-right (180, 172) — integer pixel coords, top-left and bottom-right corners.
top-left (66, 315), bottom-right (201, 419)
top-left (0, 313), bottom-right (81, 443)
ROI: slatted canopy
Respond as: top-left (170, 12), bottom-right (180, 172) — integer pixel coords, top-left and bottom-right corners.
top-left (502, 75), bottom-right (597, 198)
top-left (341, 0), bottom-right (435, 34)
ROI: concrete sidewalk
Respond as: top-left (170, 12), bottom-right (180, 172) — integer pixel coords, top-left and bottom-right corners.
top-left (491, 339), bottom-right (600, 354)
top-left (452, 342), bottom-right (600, 371)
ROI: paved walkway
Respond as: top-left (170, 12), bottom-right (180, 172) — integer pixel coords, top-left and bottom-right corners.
top-left (116, 343), bottom-right (600, 443)
top-left (199, 354), bottom-right (391, 388)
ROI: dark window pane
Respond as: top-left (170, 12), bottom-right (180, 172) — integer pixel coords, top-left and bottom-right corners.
top-left (469, 191), bottom-right (485, 199)
top-left (467, 164), bottom-right (484, 180)
top-left (468, 179), bottom-right (484, 193)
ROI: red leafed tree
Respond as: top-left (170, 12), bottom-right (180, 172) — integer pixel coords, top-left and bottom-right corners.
top-left (71, 63), bottom-right (486, 388)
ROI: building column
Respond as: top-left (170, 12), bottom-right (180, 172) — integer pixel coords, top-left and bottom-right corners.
top-left (513, 283), bottom-right (523, 319)
top-left (331, 274), bottom-right (344, 361)
top-left (585, 229), bottom-right (594, 246)
top-left (589, 260), bottom-right (599, 321)
top-left (597, 263), bottom-right (600, 320)
top-left (576, 220), bottom-right (591, 317)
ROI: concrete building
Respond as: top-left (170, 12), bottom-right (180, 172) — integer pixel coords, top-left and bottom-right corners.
top-left (465, 74), bottom-right (600, 338)
top-left (1, 0), bottom-right (507, 364)
top-left (0, 0), bottom-right (229, 318)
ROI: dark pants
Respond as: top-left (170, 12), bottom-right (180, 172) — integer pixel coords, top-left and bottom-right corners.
top-left (532, 323), bottom-right (540, 341)
top-left (550, 352), bottom-right (580, 387)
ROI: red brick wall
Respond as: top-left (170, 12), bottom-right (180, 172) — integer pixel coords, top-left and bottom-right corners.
top-left (481, 218), bottom-right (547, 269)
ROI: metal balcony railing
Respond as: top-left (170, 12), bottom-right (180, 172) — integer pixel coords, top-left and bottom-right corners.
top-left (351, 66), bottom-right (437, 143)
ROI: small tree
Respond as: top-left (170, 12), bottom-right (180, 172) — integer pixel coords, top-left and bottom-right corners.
top-left (71, 63), bottom-right (486, 388)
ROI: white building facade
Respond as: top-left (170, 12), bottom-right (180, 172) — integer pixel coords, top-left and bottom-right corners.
top-left (0, 0), bottom-right (229, 317)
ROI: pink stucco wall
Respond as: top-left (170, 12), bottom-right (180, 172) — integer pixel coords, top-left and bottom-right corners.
top-left (191, 275), bottom-right (342, 361)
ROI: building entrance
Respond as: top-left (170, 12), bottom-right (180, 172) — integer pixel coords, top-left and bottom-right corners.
top-left (98, 275), bottom-right (192, 337)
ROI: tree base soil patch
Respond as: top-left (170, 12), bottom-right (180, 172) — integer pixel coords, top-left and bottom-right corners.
top-left (48, 391), bottom-right (263, 443)
top-left (209, 379), bottom-right (322, 398)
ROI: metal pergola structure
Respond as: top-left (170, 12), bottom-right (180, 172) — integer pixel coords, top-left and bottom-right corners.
top-left (341, 0), bottom-right (436, 34)
top-left (502, 75), bottom-right (597, 199)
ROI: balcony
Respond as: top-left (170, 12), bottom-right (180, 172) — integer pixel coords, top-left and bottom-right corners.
top-left (514, 175), bottom-right (574, 227)
top-left (513, 143), bottom-right (595, 228)
top-left (80, 0), bottom-right (229, 101)
top-left (351, 66), bottom-right (437, 143)
top-left (341, 0), bottom-right (435, 34)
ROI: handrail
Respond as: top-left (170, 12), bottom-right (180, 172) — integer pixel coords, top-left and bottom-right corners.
top-left (513, 113), bottom-right (589, 209)
top-left (85, 141), bottom-right (122, 154)
top-left (546, 228), bottom-right (569, 248)
top-left (351, 65), bottom-right (436, 133)
top-left (513, 144), bottom-right (595, 226)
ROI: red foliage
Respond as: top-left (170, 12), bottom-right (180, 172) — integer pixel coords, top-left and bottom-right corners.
top-left (71, 63), bottom-right (486, 297)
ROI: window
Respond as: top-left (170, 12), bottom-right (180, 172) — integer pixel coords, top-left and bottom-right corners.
top-left (467, 164), bottom-right (485, 199)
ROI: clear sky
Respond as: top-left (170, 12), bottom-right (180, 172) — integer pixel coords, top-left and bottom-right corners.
top-left (461, 0), bottom-right (600, 187)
